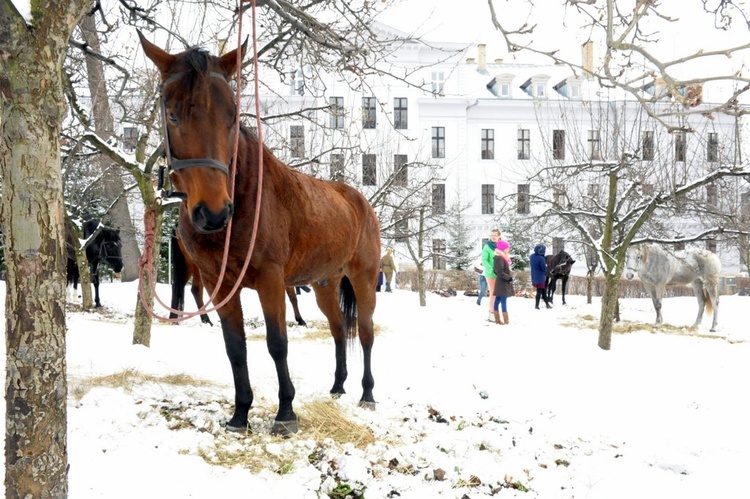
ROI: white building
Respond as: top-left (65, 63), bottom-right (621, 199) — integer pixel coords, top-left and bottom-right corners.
top-left (248, 23), bottom-right (747, 275)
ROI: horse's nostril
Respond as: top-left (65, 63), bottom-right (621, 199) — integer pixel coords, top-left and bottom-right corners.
top-left (226, 201), bottom-right (234, 218)
top-left (192, 201), bottom-right (233, 233)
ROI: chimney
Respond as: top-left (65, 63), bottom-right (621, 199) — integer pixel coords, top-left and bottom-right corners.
top-left (582, 41), bottom-right (594, 78)
top-left (478, 44), bottom-right (486, 71)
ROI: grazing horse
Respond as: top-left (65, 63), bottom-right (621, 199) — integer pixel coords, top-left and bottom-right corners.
top-left (545, 250), bottom-right (575, 305)
top-left (66, 216), bottom-right (124, 307)
top-left (169, 231), bottom-right (308, 327)
top-left (625, 243), bottom-right (721, 331)
top-left (139, 33), bottom-right (381, 435)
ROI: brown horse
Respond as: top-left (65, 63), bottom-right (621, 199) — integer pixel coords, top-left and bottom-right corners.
top-left (169, 230), bottom-right (308, 327)
top-left (139, 33), bottom-right (381, 435)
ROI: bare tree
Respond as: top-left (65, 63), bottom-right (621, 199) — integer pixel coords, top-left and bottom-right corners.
top-left (1, 0), bottom-right (90, 495)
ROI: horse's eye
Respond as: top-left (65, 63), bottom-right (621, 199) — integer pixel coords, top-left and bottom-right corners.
top-left (168, 112), bottom-right (179, 124)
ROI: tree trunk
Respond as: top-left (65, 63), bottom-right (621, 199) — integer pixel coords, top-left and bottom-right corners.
top-left (417, 262), bottom-right (426, 306)
top-left (597, 273), bottom-right (621, 350)
top-left (65, 217), bottom-right (94, 309)
top-left (79, 13), bottom-right (141, 282)
top-left (132, 179), bottom-right (163, 346)
top-left (1, 1), bottom-right (89, 495)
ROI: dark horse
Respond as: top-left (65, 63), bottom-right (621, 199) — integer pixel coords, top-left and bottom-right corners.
top-left (66, 215), bottom-right (124, 308)
top-left (169, 231), bottom-right (308, 327)
top-left (545, 250), bottom-right (575, 305)
top-left (140, 34), bottom-right (381, 435)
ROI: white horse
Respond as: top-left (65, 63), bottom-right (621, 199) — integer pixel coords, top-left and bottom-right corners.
top-left (624, 244), bottom-right (721, 331)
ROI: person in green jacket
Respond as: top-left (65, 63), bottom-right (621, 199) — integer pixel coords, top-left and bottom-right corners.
top-left (481, 228), bottom-right (501, 322)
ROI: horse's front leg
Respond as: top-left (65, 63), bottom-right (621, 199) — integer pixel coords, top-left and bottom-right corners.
top-left (91, 264), bottom-right (102, 308)
top-left (650, 286), bottom-right (664, 325)
top-left (561, 276), bottom-right (568, 306)
top-left (257, 278), bottom-right (298, 435)
top-left (213, 292), bottom-right (253, 432)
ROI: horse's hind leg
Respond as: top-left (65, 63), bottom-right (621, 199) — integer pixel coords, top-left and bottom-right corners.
top-left (312, 279), bottom-right (349, 397)
top-left (349, 276), bottom-right (376, 409)
top-left (286, 287), bottom-right (306, 326)
top-left (692, 282), bottom-right (706, 328)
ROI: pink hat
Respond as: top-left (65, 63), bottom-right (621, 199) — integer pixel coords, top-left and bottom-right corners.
top-left (496, 240), bottom-right (510, 251)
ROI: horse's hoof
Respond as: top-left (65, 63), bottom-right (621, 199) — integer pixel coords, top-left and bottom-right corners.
top-left (225, 422), bottom-right (249, 433)
top-left (330, 392), bottom-right (343, 400)
top-left (271, 419), bottom-right (299, 436)
top-left (358, 400), bottom-right (376, 410)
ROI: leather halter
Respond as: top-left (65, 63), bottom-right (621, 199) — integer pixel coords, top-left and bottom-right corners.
top-left (158, 71), bottom-right (232, 198)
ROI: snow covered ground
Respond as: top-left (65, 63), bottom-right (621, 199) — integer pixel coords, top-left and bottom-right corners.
top-left (2, 281), bottom-right (749, 498)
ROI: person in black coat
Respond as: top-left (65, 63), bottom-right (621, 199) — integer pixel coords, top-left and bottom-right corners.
top-left (492, 240), bottom-right (515, 325)
top-left (529, 244), bottom-right (552, 309)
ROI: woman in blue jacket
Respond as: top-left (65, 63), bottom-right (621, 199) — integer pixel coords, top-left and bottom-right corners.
top-left (529, 244), bottom-right (552, 309)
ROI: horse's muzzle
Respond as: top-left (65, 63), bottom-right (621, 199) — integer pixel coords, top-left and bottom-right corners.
top-left (192, 200), bottom-right (234, 233)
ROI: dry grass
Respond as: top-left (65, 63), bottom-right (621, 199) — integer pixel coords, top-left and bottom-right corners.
top-left (196, 398), bottom-right (376, 474)
top-left (69, 368), bottom-right (217, 401)
top-left (562, 315), bottom-right (730, 340)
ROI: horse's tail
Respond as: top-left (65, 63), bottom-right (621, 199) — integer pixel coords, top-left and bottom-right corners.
top-left (339, 276), bottom-right (358, 341)
top-left (704, 288), bottom-right (713, 315)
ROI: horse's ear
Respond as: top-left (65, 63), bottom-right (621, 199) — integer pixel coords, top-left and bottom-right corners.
top-left (218, 37), bottom-right (248, 77)
top-left (138, 30), bottom-right (177, 76)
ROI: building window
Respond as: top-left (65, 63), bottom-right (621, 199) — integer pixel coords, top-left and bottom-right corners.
top-left (291, 68), bottom-right (305, 96)
top-left (707, 132), bottom-right (719, 163)
top-left (432, 239), bottom-right (447, 270)
top-left (570, 83), bottom-right (581, 99)
top-left (481, 184), bottom-right (494, 214)
top-left (329, 96), bottom-right (344, 129)
top-left (431, 71), bottom-right (445, 96)
top-left (675, 131), bottom-right (686, 162)
top-left (393, 154), bottom-right (408, 187)
top-left (362, 97), bottom-right (377, 129)
top-left (588, 130), bottom-right (601, 160)
top-left (518, 129), bottom-right (530, 160)
top-left (500, 82), bottom-right (511, 97)
top-left (642, 131), bottom-right (654, 161)
top-left (122, 126), bottom-right (138, 153)
top-left (552, 129), bottom-right (565, 160)
top-left (517, 184), bottom-right (530, 214)
top-left (394, 98), bottom-right (408, 130)
top-left (587, 182), bottom-right (600, 206)
top-left (432, 127), bottom-right (445, 158)
top-left (706, 184), bottom-right (717, 207)
top-left (432, 183), bottom-right (445, 215)
top-left (481, 129), bottom-right (494, 159)
top-left (362, 154), bottom-right (376, 186)
top-left (290, 125), bottom-right (304, 158)
top-left (330, 153), bottom-right (344, 180)
top-left (535, 83), bottom-right (546, 98)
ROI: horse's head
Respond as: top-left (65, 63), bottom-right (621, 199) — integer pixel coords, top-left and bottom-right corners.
top-left (100, 228), bottom-right (124, 274)
top-left (139, 32), bottom-right (248, 233)
top-left (624, 245), bottom-right (642, 280)
top-left (550, 251), bottom-right (575, 277)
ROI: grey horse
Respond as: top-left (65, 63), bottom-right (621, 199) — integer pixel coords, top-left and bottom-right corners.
top-left (625, 244), bottom-right (721, 331)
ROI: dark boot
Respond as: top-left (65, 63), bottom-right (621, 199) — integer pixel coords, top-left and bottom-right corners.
top-left (502, 312), bottom-right (509, 324)
top-left (535, 294), bottom-right (540, 310)
top-left (385, 282), bottom-right (392, 292)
